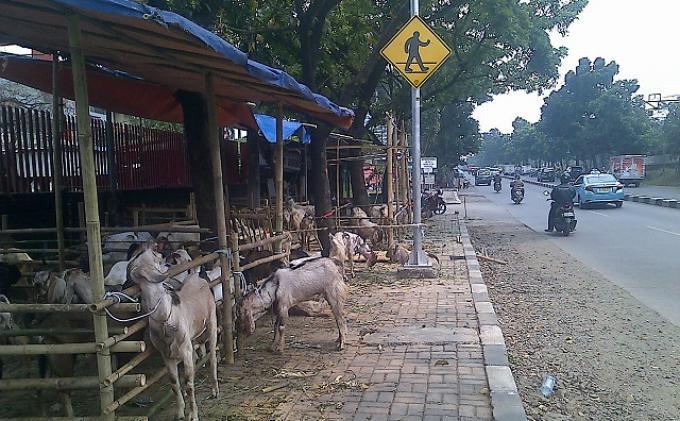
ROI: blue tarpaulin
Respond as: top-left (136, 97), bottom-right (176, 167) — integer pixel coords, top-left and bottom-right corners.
top-left (0, 0), bottom-right (354, 129)
top-left (254, 114), bottom-right (311, 144)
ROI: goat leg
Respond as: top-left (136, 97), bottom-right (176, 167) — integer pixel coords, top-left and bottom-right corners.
top-left (61, 392), bottom-right (74, 417)
top-left (208, 310), bottom-right (219, 399)
top-left (182, 349), bottom-right (199, 421)
top-left (326, 293), bottom-right (347, 351)
top-left (167, 361), bottom-right (186, 420)
top-left (272, 309), bottom-right (288, 353)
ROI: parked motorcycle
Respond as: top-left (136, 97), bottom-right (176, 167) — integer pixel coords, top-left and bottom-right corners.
top-left (421, 189), bottom-right (446, 218)
top-left (511, 187), bottom-right (525, 204)
top-left (544, 191), bottom-right (577, 236)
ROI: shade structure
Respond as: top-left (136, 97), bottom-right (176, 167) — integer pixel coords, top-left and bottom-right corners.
top-left (0, 0), bottom-right (354, 129)
top-left (0, 53), bottom-right (257, 127)
top-left (254, 113), bottom-right (311, 144)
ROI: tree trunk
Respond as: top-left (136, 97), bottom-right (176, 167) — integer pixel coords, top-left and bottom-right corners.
top-left (176, 90), bottom-right (217, 242)
top-left (310, 127), bottom-right (333, 256)
top-left (349, 157), bottom-right (369, 205)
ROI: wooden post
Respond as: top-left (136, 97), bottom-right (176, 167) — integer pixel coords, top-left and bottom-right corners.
top-left (399, 120), bottom-right (411, 223)
top-left (246, 130), bottom-right (261, 209)
top-left (67, 13), bottom-right (114, 420)
top-left (274, 103), bottom-right (284, 253)
top-left (301, 144), bottom-right (308, 202)
top-left (230, 235), bottom-right (241, 298)
top-left (205, 74), bottom-right (234, 364)
top-left (51, 56), bottom-right (66, 271)
top-left (385, 115), bottom-right (394, 247)
top-left (105, 110), bottom-right (118, 225)
top-left (336, 139), bottom-right (341, 211)
top-left (77, 201), bottom-right (85, 241)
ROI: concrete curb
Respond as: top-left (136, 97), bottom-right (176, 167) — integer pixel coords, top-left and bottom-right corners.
top-left (459, 222), bottom-right (527, 421)
top-left (504, 176), bottom-right (680, 210)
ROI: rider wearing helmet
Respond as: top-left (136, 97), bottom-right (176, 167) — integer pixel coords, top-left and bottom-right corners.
top-left (545, 172), bottom-right (577, 232)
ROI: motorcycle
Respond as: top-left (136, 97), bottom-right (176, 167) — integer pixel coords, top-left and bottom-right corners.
top-left (421, 189), bottom-right (446, 218)
top-left (511, 187), bottom-right (525, 204)
top-left (544, 191), bottom-right (577, 236)
top-left (493, 180), bottom-right (502, 193)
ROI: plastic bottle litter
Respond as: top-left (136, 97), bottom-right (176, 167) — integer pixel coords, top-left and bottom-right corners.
top-left (539, 375), bottom-right (556, 397)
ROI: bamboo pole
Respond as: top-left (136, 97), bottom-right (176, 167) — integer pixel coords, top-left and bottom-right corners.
top-left (97, 319), bottom-right (147, 351)
top-left (103, 347), bottom-right (153, 386)
top-left (399, 119), bottom-right (411, 224)
top-left (0, 340), bottom-right (144, 355)
top-left (385, 115), bottom-right (395, 247)
top-left (205, 73), bottom-right (234, 364)
top-left (230, 234), bottom-right (241, 298)
top-left (239, 232), bottom-right (289, 253)
top-left (0, 375), bottom-right (144, 391)
top-left (67, 13), bottom-right (115, 420)
top-left (0, 303), bottom-right (138, 313)
top-left (274, 103), bottom-right (284, 253)
top-left (51, 55), bottom-right (66, 271)
top-left (336, 138), bottom-right (341, 212)
top-left (105, 110), bottom-right (118, 225)
top-left (239, 252), bottom-right (288, 271)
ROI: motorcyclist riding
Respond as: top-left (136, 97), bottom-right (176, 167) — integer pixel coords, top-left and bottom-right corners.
top-left (510, 175), bottom-right (524, 200)
top-left (545, 172), bottom-right (577, 233)
top-left (492, 172), bottom-right (502, 189)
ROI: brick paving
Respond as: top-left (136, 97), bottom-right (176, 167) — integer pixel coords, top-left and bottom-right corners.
top-left (273, 225), bottom-right (494, 421)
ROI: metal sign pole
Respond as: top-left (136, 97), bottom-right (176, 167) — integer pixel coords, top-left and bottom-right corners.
top-left (408, 0), bottom-right (428, 266)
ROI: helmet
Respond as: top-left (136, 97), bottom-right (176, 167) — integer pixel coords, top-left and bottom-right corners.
top-left (514, 175), bottom-right (520, 180)
top-left (560, 172), bottom-right (571, 184)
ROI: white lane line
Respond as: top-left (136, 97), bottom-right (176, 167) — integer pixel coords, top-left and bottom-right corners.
top-left (646, 226), bottom-right (680, 237)
top-left (588, 211), bottom-right (610, 218)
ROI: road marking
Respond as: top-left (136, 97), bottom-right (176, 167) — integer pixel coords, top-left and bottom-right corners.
top-left (646, 225), bottom-right (680, 238)
top-left (588, 211), bottom-right (610, 218)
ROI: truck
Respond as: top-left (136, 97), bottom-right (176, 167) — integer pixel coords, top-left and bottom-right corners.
top-left (609, 155), bottom-right (646, 187)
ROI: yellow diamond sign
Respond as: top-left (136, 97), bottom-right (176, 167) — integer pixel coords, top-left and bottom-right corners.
top-left (381, 15), bottom-right (451, 88)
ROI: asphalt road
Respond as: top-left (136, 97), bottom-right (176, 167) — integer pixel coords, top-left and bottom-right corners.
top-left (458, 178), bottom-right (680, 327)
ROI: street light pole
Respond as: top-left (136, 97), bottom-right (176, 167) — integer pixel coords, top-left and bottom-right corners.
top-left (408, 0), bottom-right (429, 266)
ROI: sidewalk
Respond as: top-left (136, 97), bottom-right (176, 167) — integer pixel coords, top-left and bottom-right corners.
top-left (270, 217), bottom-right (524, 420)
top-left (185, 213), bottom-right (524, 420)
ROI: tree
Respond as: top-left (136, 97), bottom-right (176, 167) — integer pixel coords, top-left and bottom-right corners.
top-left (540, 57), bottom-right (651, 167)
top-left (425, 101), bottom-right (481, 166)
top-left (661, 104), bottom-right (680, 156)
top-left (471, 129), bottom-right (512, 166)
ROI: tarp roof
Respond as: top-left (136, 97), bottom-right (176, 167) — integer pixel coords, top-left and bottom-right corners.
top-left (254, 114), bottom-right (311, 145)
top-left (0, 53), bottom-right (257, 127)
top-left (0, 0), bottom-right (354, 129)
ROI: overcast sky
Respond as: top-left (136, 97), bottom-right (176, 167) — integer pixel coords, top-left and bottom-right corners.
top-left (473, 0), bottom-right (680, 133)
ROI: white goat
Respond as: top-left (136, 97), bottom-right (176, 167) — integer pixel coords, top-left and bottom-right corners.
top-left (329, 232), bottom-right (377, 277)
top-left (238, 257), bottom-right (348, 352)
top-left (128, 245), bottom-right (218, 421)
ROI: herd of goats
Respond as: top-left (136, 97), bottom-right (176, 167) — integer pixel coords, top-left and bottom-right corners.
top-left (0, 198), bottom-right (429, 419)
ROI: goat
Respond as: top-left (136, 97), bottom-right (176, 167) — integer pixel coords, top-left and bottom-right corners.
top-left (329, 232), bottom-right (377, 277)
top-left (102, 232), bottom-right (152, 263)
top-left (0, 262), bottom-right (22, 297)
top-left (387, 243), bottom-right (411, 266)
top-left (286, 199), bottom-right (316, 249)
top-left (33, 269), bottom-right (93, 305)
top-left (368, 204), bottom-right (389, 225)
top-left (238, 257), bottom-right (348, 352)
top-left (351, 207), bottom-right (384, 247)
top-left (128, 244), bottom-right (218, 421)
top-left (156, 228), bottom-right (201, 256)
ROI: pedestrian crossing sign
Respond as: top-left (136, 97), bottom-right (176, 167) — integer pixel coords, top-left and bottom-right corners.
top-left (381, 15), bottom-right (451, 88)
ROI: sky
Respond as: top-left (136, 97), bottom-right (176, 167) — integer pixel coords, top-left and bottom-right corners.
top-left (473, 0), bottom-right (680, 133)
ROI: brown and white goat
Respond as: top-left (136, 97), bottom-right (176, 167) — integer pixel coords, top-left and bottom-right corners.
top-left (128, 245), bottom-right (218, 421)
top-left (329, 232), bottom-right (377, 277)
top-left (351, 207), bottom-right (384, 247)
top-left (238, 257), bottom-right (348, 352)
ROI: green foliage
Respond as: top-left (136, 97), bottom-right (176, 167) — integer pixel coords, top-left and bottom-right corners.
top-left (661, 104), bottom-right (680, 156)
top-left (424, 102), bottom-right (481, 165)
top-left (470, 129), bottom-right (512, 166)
top-left (539, 57), bottom-right (651, 166)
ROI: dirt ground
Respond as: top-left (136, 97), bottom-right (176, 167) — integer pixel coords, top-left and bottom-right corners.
top-left (466, 198), bottom-right (680, 420)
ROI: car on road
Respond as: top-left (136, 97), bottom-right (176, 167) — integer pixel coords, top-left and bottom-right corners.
top-left (537, 168), bottom-right (556, 182)
top-left (567, 166), bottom-right (584, 182)
top-left (529, 168), bottom-right (539, 178)
top-left (475, 168), bottom-right (493, 186)
top-left (574, 173), bottom-right (624, 208)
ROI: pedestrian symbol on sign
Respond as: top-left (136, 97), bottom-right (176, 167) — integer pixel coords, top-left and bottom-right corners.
top-left (404, 31), bottom-right (430, 73)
